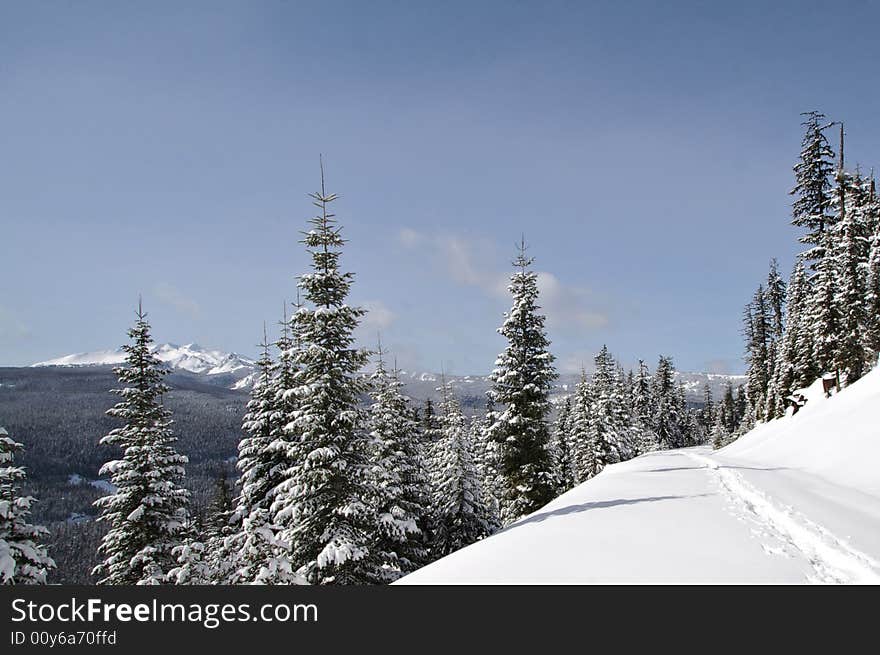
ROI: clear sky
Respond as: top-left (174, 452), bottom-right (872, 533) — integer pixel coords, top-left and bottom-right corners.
top-left (2, 0), bottom-right (879, 374)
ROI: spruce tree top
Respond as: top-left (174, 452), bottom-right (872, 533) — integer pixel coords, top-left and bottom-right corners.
top-left (791, 111), bottom-right (835, 263)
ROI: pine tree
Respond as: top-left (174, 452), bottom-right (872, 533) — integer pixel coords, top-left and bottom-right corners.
top-left (710, 414), bottom-right (729, 451)
top-left (206, 468), bottom-right (233, 538)
top-left (485, 239), bottom-right (558, 524)
top-left (570, 371), bottom-right (595, 482)
top-left (0, 427), bottom-right (55, 584)
top-left (733, 385), bottom-right (750, 435)
top-left (791, 111), bottom-right (835, 266)
top-left (764, 259), bottom-right (787, 416)
top-left (718, 381), bottom-right (736, 433)
top-left (587, 346), bottom-right (626, 473)
top-left (812, 123), bottom-right (849, 385)
top-left (833, 188), bottom-right (870, 384)
top-left (632, 360), bottom-right (653, 424)
top-left (220, 325), bottom-right (298, 584)
top-left (431, 382), bottom-right (494, 557)
top-left (743, 285), bottom-right (772, 420)
top-left (770, 261), bottom-right (815, 417)
top-left (235, 328), bottom-right (280, 519)
top-left (632, 360), bottom-right (657, 454)
top-left (766, 259), bottom-right (787, 340)
top-left (93, 303), bottom-right (190, 585)
top-left (866, 196), bottom-right (880, 361)
top-left (551, 396), bottom-right (576, 493)
top-left (651, 356), bottom-right (682, 449)
top-left (811, 217), bottom-right (844, 380)
top-left (470, 403), bottom-right (502, 532)
top-left (366, 346), bottom-right (431, 581)
top-left (270, 164), bottom-right (377, 585)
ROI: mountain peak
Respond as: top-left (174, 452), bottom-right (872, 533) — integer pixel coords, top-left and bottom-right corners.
top-left (32, 343), bottom-right (255, 378)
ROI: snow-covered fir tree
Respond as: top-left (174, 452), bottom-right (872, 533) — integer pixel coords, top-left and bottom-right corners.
top-left (651, 356), bottom-right (682, 449)
top-left (587, 346), bottom-right (627, 473)
top-left (832, 177), bottom-right (871, 384)
top-left (710, 414), bottom-right (729, 451)
top-left (551, 396), bottom-right (576, 493)
top-left (811, 215), bottom-right (844, 382)
top-left (0, 427), bottom-right (55, 585)
top-left (791, 111), bottom-right (835, 266)
top-left (485, 240), bottom-right (558, 524)
top-left (570, 370), bottom-right (595, 482)
top-left (699, 384), bottom-right (715, 433)
top-left (763, 260), bottom-right (787, 416)
top-left (270, 165), bottom-right (378, 585)
top-left (632, 360), bottom-right (657, 453)
top-left (769, 260), bottom-right (815, 418)
top-left (366, 346), bottom-right (431, 581)
top-left (431, 382), bottom-right (494, 557)
top-left (213, 326), bottom-right (298, 585)
top-left (469, 405), bottom-right (502, 533)
top-left (93, 303), bottom-right (190, 585)
top-left (866, 194), bottom-right (880, 360)
top-left (743, 285), bottom-right (772, 420)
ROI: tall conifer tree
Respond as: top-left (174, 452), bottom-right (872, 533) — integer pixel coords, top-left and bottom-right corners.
top-left (485, 239), bottom-right (557, 524)
top-left (271, 162), bottom-right (377, 584)
top-left (94, 303), bottom-right (190, 585)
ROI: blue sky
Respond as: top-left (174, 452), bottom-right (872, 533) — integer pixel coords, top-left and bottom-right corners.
top-left (2, 0), bottom-right (879, 374)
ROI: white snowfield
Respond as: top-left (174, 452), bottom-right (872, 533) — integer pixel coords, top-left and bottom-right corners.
top-left (398, 367), bottom-right (880, 584)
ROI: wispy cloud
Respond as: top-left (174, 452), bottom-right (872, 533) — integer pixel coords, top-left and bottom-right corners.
top-left (398, 228), bottom-right (609, 332)
top-left (361, 300), bottom-right (396, 331)
top-left (152, 282), bottom-right (201, 320)
top-left (397, 227), bottom-right (424, 248)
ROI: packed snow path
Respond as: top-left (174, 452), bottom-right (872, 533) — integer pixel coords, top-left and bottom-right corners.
top-left (685, 451), bottom-right (880, 584)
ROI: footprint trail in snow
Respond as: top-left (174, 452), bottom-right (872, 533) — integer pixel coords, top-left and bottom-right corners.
top-left (686, 451), bottom-right (880, 584)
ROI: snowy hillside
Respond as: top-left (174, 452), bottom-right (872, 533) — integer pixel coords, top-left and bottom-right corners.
top-left (33, 343), bottom-right (255, 377)
top-left (397, 367), bottom-right (880, 584)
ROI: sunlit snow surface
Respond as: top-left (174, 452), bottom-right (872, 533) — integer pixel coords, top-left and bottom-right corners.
top-left (398, 367), bottom-right (880, 584)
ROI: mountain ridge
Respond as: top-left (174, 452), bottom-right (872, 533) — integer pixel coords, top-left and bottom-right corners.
top-left (29, 343), bottom-right (745, 401)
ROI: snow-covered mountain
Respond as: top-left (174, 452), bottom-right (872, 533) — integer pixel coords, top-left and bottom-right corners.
top-left (32, 343), bottom-right (255, 378)
top-left (30, 345), bottom-right (744, 401)
top-left (397, 367), bottom-right (880, 584)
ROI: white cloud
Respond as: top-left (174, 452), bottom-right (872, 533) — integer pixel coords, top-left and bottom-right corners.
top-left (535, 271), bottom-right (609, 331)
top-left (398, 227), bottom-right (609, 332)
top-left (152, 282), bottom-right (201, 320)
top-left (361, 300), bottom-right (396, 331)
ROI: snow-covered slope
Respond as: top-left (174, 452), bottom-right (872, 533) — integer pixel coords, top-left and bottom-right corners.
top-left (33, 343), bottom-right (255, 377)
top-left (398, 367), bottom-right (880, 584)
